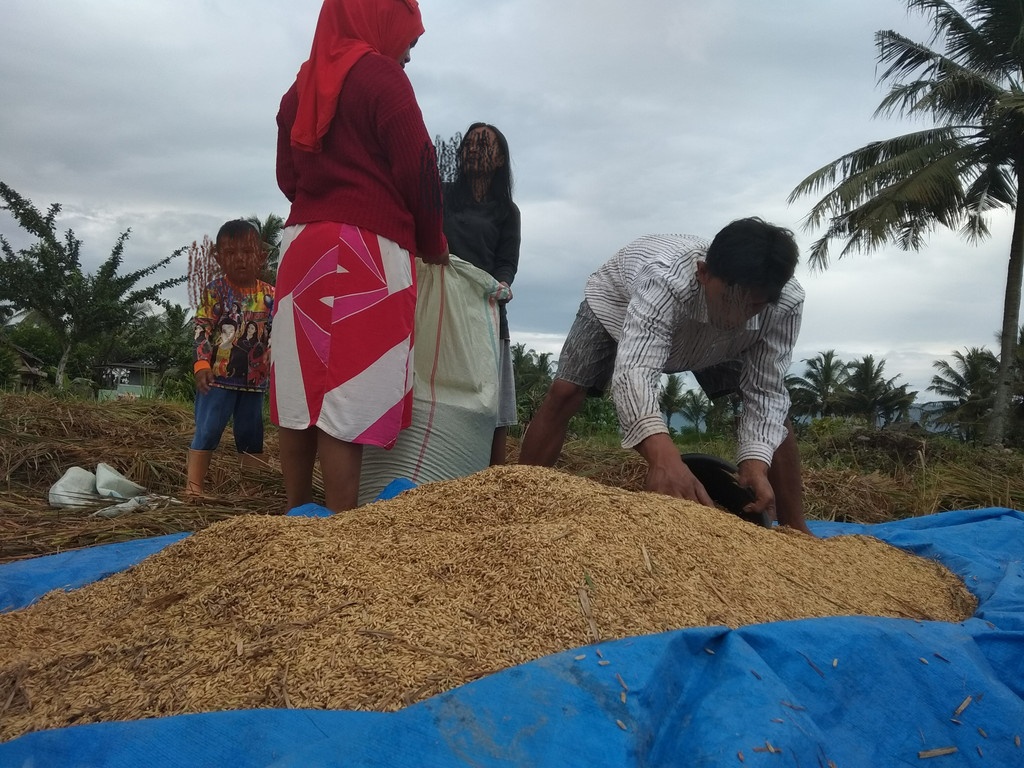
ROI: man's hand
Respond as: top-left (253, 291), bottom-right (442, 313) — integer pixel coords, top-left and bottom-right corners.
top-left (637, 433), bottom-right (715, 507)
top-left (737, 459), bottom-right (776, 522)
top-left (195, 368), bottom-right (214, 395)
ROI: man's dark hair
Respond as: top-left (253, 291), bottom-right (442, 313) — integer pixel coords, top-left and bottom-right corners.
top-left (704, 217), bottom-right (798, 302)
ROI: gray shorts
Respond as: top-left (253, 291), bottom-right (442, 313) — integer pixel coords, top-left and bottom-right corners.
top-left (556, 300), bottom-right (742, 399)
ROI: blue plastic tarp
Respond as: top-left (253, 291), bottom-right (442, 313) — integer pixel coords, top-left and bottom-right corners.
top-left (2, 507), bottom-right (1023, 767)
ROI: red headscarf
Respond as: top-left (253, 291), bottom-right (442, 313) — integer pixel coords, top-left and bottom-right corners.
top-left (290, 0), bottom-right (424, 152)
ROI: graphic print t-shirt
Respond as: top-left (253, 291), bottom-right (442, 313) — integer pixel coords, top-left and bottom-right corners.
top-left (193, 277), bottom-right (275, 391)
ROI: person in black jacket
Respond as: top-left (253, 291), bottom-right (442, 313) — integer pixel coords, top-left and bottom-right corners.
top-left (443, 123), bottom-right (522, 465)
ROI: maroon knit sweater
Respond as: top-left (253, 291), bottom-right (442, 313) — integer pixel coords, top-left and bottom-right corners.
top-left (276, 53), bottom-right (447, 259)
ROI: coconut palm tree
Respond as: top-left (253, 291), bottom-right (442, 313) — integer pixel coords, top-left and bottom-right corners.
top-left (842, 355), bottom-right (918, 426)
top-left (786, 350), bottom-right (850, 419)
top-left (659, 373), bottom-right (685, 431)
top-left (511, 344), bottom-right (555, 424)
top-left (788, 0), bottom-right (1024, 445)
top-left (246, 213), bottom-right (285, 283)
top-left (928, 346), bottom-right (999, 440)
top-left (677, 389), bottom-right (711, 435)
top-left (122, 303), bottom-right (195, 381)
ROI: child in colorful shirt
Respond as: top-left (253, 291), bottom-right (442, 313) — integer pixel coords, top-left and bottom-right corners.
top-left (186, 220), bottom-right (275, 497)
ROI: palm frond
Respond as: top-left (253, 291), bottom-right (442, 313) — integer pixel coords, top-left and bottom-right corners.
top-left (876, 30), bottom-right (946, 86)
top-left (906, 0), bottom-right (1011, 76)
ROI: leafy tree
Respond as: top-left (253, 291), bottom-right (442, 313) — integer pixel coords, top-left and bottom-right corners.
top-left (928, 346), bottom-right (999, 441)
top-left (511, 343), bottom-right (555, 423)
top-left (246, 213), bottom-right (285, 283)
top-left (786, 350), bottom-right (850, 419)
top-left (0, 346), bottom-right (15, 388)
top-left (0, 304), bottom-right (15, 386)
top-left (0, 311), bottom-right (17, 387)
top-left (0, 182), bottom-right (186, 388)
top-left (5, 316), bottom-right (63, 368)
top-left (703, 394), bottom-right (742, 439)
top-left (659, 373), bottom-right (685, 431)
top-left (102, 302), bottom-right (195, 391)
top-left (4, 315), bottom-right (92, 385)
top-left (842, 354), bottom-right (917, 426)
top-left (788, 0), bottom-right (1024, 445)
top-left (570, 392), bottom-right (620, 438)
top-left (90, 300), bottom-right (153, 372)
top-left (142, 303), bottom-right (194, 377)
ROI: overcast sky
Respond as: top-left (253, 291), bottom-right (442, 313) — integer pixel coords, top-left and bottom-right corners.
top-left (0, 1), bottom-right (1014, 400)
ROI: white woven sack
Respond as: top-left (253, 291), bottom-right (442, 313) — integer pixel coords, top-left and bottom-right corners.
top-left (358, 256), bottom-right (501, 505)
top-left (95, 462), bottom-right (147, 499)
top-left (48, 466), bottom-right (100, 508)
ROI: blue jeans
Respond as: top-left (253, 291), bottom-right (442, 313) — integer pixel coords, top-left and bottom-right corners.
top-left (191, 386), bottom-right (265, 453)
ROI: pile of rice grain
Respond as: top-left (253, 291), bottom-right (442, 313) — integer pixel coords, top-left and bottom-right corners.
top-left (0, 465), bottom-right (976, 742)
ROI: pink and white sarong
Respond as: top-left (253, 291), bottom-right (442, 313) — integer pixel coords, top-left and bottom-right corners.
top-left (270, 222), bottom-right (416, 448)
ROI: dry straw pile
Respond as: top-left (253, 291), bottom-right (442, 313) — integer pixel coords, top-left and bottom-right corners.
top-left (0, 393), bottom-right (286, 562)
top-left (0, 465), bottom-right (976, 743)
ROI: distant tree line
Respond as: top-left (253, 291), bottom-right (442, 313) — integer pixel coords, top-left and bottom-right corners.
top-left (512, 338), bottom-right (1024, 449)
top-left (2, 137), bottom-right (1023, 447)
top-left (1, 172), bottom-right (1019, 447)
top-left (650, 343), bottom-right (1022, 448)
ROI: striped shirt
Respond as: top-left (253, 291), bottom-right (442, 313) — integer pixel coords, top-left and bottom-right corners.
top-left (582, 234), bottom-right (804, 465)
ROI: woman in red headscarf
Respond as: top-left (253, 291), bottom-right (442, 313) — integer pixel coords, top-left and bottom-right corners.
top-left (272, 0), bottom-right (449, 513)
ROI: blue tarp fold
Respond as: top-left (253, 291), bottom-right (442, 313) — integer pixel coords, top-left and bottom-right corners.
top-left (2, 507), bottom-right (1022, 766)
